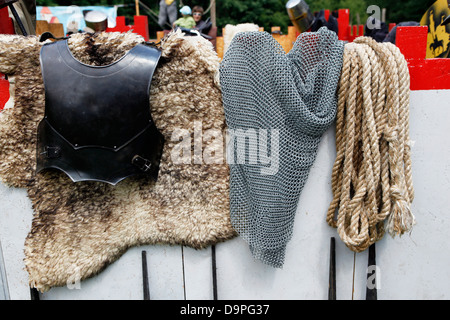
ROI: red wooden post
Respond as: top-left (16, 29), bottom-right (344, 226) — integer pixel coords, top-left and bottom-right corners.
top-left (0, 7), bottom-right (14, 34)
top-left (133, 15), bottom-right (149, 41)
top-left (324, 9), bottom-right (330, 22)
top-left (389, 23), bottom-right (396, 32)
top-left (336, 9), bottom-right (365, 42)
top-left (0, 6), bottom-right (14, 111)
top-left (0, 73), bottom-right (10, 111)
top-left (337, 8), bottom-right (350, 42)
top-left (106, 15), bottom-right (149, 41)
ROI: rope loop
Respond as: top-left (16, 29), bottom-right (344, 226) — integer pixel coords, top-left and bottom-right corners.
top-left (328, 37), bottom-right (415, 252)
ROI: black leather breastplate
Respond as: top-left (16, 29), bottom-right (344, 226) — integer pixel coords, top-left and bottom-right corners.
top-left (37, 39), bottom-right (164, 185)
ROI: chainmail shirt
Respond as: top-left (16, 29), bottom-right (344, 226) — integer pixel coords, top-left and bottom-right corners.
top-left (219, 27), bottom-right (344, 267)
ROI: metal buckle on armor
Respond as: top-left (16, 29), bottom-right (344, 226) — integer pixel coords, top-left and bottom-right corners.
top-left (132, 155), bottom-right (152, 172)
top-left (42, 146), bottom-right (61, 159)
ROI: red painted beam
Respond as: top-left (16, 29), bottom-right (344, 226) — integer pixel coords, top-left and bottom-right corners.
top-left (396, 26), bottom-right (450, 91)
top-left (0, 73), bottom-right (10, 111)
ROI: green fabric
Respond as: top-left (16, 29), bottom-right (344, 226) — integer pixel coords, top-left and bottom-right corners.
top-left (174, 16), bottom-right (195, 29)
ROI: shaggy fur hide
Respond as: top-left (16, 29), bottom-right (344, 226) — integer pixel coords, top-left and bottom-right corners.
top-left (223, 23), bottom-right (260, 54)
top-left (0, 30), bottom-right (235, 292)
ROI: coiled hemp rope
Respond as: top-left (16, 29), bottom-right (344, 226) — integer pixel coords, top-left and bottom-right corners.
top-left (327, 37), bottom-right (415, 252)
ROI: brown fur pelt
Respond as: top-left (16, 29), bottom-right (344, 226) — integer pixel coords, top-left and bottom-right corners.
top-left (0, 30), bottom-right (236, 292)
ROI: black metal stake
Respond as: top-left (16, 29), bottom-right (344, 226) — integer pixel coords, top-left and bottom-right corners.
top-left (211, 245), bottom-right (217, 300)
top-left (30, 287), bottom-right (40, 300)
top-left (328, 237), bottom-right (336, 300)
top-left (142, 250), bottom-right (150, 300)
top-left (8, 3), bottom-right (27, 36)
top-left (366, 243), bottom-right (377, 300)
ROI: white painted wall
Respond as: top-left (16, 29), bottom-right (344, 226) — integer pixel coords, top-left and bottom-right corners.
top-left (0, 89), bottom-right (449, 300)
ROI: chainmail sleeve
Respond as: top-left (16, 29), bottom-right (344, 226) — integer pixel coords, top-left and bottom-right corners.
top-left (219, 27), bottom-right (344, 267)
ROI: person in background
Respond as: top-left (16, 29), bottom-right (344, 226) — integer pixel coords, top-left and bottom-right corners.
top-left (158, 0), bottom-right (177, 30)
top-left (173, 5), bottom-right (195, 29)
top-left (192, 5), bottom-right (211, 34)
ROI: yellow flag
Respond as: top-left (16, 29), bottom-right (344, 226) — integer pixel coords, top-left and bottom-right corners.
top-left (420, 0), bottom-right (450, 58)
